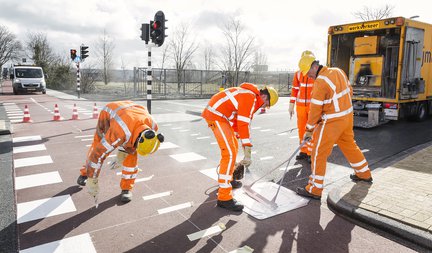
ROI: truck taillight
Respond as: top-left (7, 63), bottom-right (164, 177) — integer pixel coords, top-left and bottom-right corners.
top-left (384, 103), bottom-right (398, 109)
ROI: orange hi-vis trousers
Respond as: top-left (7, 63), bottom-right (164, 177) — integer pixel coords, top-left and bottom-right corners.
top-left (80, 135), bottom-right (140, 191)
top-left (307, 116), bottom-right (371, 196)
top-left (296, 105), bottom-right (312, 155)
top-left (206, 119), bottom-right (239, 201)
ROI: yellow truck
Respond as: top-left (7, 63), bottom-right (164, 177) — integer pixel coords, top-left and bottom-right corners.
top-left (327, 17), bottom-right (432, 127)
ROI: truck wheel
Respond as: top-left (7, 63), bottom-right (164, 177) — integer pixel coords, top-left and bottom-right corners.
top-left (42, 90), bottom-right (46, 94)
top-left (414, 102), bottom-right (428, 121)
top-left (13, 87), bottom-right (18, 95)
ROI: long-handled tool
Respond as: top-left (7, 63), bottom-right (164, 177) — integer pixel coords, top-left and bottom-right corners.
top-left (242, 140), bottom-right (307, 209)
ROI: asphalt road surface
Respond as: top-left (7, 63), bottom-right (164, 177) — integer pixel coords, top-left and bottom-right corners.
top-left (2, 91), bottom-right (431, 253)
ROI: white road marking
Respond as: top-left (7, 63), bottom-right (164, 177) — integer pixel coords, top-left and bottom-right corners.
top-left (159, 142), bottom-right (179, 150)
top-left (143, 191), bottom-right (173, 200)
top-left (14, 155), bottom-right (53, 168)
top-left (13, 144), bottom-right (46, 154)
top-left (157, 202), bottom-right (193, 214)
top-left (135, 175), bottom-right (154, 182)
top-left (80, 138), bottom-right (93, 141)
top-left (11, 119), bottom-right (22, 123)
top-left (86, 144), bottom-right (91, 147)
top-left (187, 223), bottom-right (226, 241)
top-left (210, 142), bottom-right (217, 145)
top-left (260, 129), bottom-right (272, 132)
top-left (13, 135), bottom-right (41, 143)
top-left (170, 152), bottom-right (207, 163)
top-left (171, 127), bottom-right (182, 130)
top-left (251, 127), bottom-right (261, 130)
top-left (179, 129), bottom-right (190, 132)
top-left (190, 133), bottom-right (200, 136)
top-left (20, 233), bottom-right (97, 253)
top-left (289, 136), bottom-right (299, 139)
top-left (75, 135), bottom-right (94, 138)
top-left (197, 136), bottom-right (210, 140)
top-left (278, 132), bottom-right (288, 136)
top-left (228, 245), bottom-right (254, 253)
top-left (8, 116), bottom-right (24, 119)
top-left (361, 149), bottom-right (369, 153)
top-left (15, 171), bottom-right (62, 190)
top-left (199, 168), bottom-right (218, 181)
top-left (17, 195), bottom-right (76, 224)
top-left (260, 156), bottom-right (274, 161)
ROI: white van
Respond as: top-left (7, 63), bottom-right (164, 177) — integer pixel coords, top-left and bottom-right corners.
top-left (10, 65), bottom-right (47, 95)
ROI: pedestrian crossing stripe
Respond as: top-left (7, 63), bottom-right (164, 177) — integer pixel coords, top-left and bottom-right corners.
top-left (260, 156), bottom-right (274, 161)
top-left (14, 155), bottom-right (53, 168)
top-left (13, 135), bottom-right (41, 143)
top-left (169, 152), bottom-right (206, 163)
top-left (187, 223), bottom-right (226, 241)
top-left (15, 171), bottom-right (62, 190)
top-left (19, 233), bottom-right (96, 253)
top-left (143, 191), bottom-right (173, 200)
top-left (199, 168), bottom-right (218, 181)
top-left (159, 142), bottom-right (179, 150)
top-left (17, 195), bottom-right (76, 224)
top-left (13, 144), bottom-right (46, 154)
top-left (157, 202), bottom-right (193, 214)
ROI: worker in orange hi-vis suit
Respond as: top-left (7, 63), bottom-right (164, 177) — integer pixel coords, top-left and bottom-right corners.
top-left (289, 51), bottom-right (316, 162)
top-left (295, 52), bottom-right (373, 200)
top-left (76, 101), bottom-right (164, 203)
top-left (202, 83), bottom-right (279, 212)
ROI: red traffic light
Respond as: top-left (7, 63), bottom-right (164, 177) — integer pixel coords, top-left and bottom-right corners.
top-left (152, 21), bottom-right (160, 29)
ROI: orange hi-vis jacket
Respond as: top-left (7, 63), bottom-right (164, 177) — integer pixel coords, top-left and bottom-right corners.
top-left (290, 71), bottom-right (314, 107)
top-left (201, 83), bottom-right (264, 147)
top-left (306, 66), bottom-right (353, 131)
top-left (86, 101), bottom-right (158, 178)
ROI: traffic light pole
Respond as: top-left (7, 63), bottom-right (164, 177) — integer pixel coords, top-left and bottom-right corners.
top-left (76, 62), bottom-right (80, 99)
top-left (146, 45), bottom-right (153, 113)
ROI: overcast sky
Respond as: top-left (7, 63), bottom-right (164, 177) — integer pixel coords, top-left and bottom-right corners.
top-left (1, 0), bottom-right (431, 71)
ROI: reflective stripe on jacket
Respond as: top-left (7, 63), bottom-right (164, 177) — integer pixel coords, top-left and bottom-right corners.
top-left (290, 71), bottom-right (314, 107)
top-left (87, 101), bottom-right (158, 177)
top-left (201, 83), bottom-right (264, 147)
top-left (306, 67), bottom-right (353, 131)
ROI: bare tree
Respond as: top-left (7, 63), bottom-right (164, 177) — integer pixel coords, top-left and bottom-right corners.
top-left (80, 62), bottom-right (99, 93)
top-left (95, 29), bottom-right (115, 85)
top-left (219, 17), bottom-right (255, 87)
top-left (26, 32), bottom-right (56, 70)
top-left (0, 25), bottom-right (22, 72)
top-left (353, 4), bottom-right (394, 21)
top-left (252, 49), bottom-right (268, 85)
top-left (203, 44), bottom-right (215, 71)
top-left (169, 23), bottom-right (198, 92)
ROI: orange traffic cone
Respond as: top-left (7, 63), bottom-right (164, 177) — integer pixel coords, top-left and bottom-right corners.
top-left (22, 105), bottom-right (32, 123)
top-left (53, 104), bottom-right (62, 121)
top-left (92, 103), bottom-right (99, 119)
top-left (71, 103), bottom-right (79, 120)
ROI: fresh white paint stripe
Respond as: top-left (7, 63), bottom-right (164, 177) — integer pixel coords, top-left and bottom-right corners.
top-left (211, 142), bottom-right (217, 145)
top-left (170, 152), bottom-right (207, 163)
top-left (187, 223), bottom-right (226, 241)
top-left (15, 171), bottom-right (62, 190)
top-left (75, 135), bottom-right (93, 138)
top-left (228, 245), bottom-right (254, 253)
top-left (190, 133), bottom-right (200, 136)
top-left (260, 156), bottom-right (274, 161)
top-left (86, 144), bottom-right (91, 147)
top-left (251, 127), bottom-right (261, 130)
top-left (157, 202), bottom-right (193, 214)
top-left (171, 127), bottom-right (182, 130)
top-left (11, 119), bottom-right (22, 123)
top-left (7, 113), bottom-right (23, 116)
top-left (278, 132), bottom-right (288, 136)
top-left (135, 175), bottom-right (154, 182)
top-left (162, 124), bottom-right (172, 127)
top-left (159, 142), bottom-right (179, 150)
top-left (361, 149), bottom-right (370, 153)
top-left (179, 129), bottom-right (190, 132)
top-left (80, 138), bottom-right (93, 141)
top-left (143, 191), bottom-right (172, 200)
top-left (13, 135), bottom-right (41, 143)
top-left (17, 195), bottom-right (76, 224)
top-left (197, 136), bottom-right (210, 140)
top-left (8, 116), bottom-right (24, 119)
top-left (289, 136), bottom-right (299, 139)
top-left (14, 155), bottom-right (53, 168)
top-left (199, 168), bottom-right (218, 181)
top-left (20, 233), bottom-right (97, 253)
top-left (13, 144), bottom-right (46, 154)
top-left (260, 129), bottom-right (272, 132)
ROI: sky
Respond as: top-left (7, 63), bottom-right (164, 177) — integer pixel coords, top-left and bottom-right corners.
top-left (0, 0), bottom-right (431, 71)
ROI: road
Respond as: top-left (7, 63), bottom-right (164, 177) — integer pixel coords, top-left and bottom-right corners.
top-left (2, 88), bottom-right (430, 252)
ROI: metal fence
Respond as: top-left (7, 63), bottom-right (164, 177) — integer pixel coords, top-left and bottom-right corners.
top-left (133, 68), bottom-right (294, 98)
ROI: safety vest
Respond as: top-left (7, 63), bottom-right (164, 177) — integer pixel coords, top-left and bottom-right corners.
top-left (290, 71), bottom-right (314, 107)
top-left (306, 66), bottom-right (353, 131)
top-left (88, 101), bottom-right (158, 172)
top-left (202, 83), bottom-right (264, 147)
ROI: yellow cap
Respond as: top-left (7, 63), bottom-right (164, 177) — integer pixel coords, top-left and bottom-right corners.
top-left (265, 86), bottom-right (279, 107)
top-left (298, 52), bottom-right (316, 75)
top-left (136, 130), bottom-right (160, 156)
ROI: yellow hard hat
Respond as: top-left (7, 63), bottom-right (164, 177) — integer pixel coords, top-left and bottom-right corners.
top-left (136, 130), bottom-right (161, 156)
top-left (301, 50), bottom-right (315, 58)
top-left (265, 86), bottom-right (279, 107)
top-left (298, 52), bottom-right (316, 75)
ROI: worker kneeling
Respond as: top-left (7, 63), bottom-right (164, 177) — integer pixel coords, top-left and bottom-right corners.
top-left (76, 101), bottom-right (164, 203)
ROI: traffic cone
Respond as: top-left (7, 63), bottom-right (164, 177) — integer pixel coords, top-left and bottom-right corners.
top-left (53, 104), bottom-right (62, 121)
top-left (22, 105), bottom-right (32, 123)
top-left (71, 104), bottom-right (79, 120)
top-left (92, 103), bottom-right (99, 119)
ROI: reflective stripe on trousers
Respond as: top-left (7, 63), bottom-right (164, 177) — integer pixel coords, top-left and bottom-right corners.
top-left (206, 119), bottom-right (238, 201)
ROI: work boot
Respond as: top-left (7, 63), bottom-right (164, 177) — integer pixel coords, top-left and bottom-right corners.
top-left (296, 152), bottom-right (308, 160)
top-left (350, 174), bottom-right (373, 183)
top-left (77, 175), bottom-right (87, 186)
top-left (231, 180), bottom-right (243, 189)
top-left (120, 190), bottom-right (133, 203)
top-left (296, 187), bottom-right (321, 200)
top-left (217, 199), bottom-right (244, 212)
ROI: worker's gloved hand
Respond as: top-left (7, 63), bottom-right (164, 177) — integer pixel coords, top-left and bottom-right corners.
top-left (240, 146), bottom-right (252, 167)
top-left (87, 178), bottom-right (99, 198)
top-left (288, 103), bottom-right (295, 119)
top-left (303, 131), bottom-right (313, 141)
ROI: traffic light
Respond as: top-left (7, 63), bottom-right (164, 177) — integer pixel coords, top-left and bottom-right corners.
top-left (151, 11), bottom-right (167, 47)
top-left (80, 45), bottom-right (89, 60)
top-left (70, 49), bottom-right (77, 61)
top-left (141, 23), bottom-right (150, 43)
